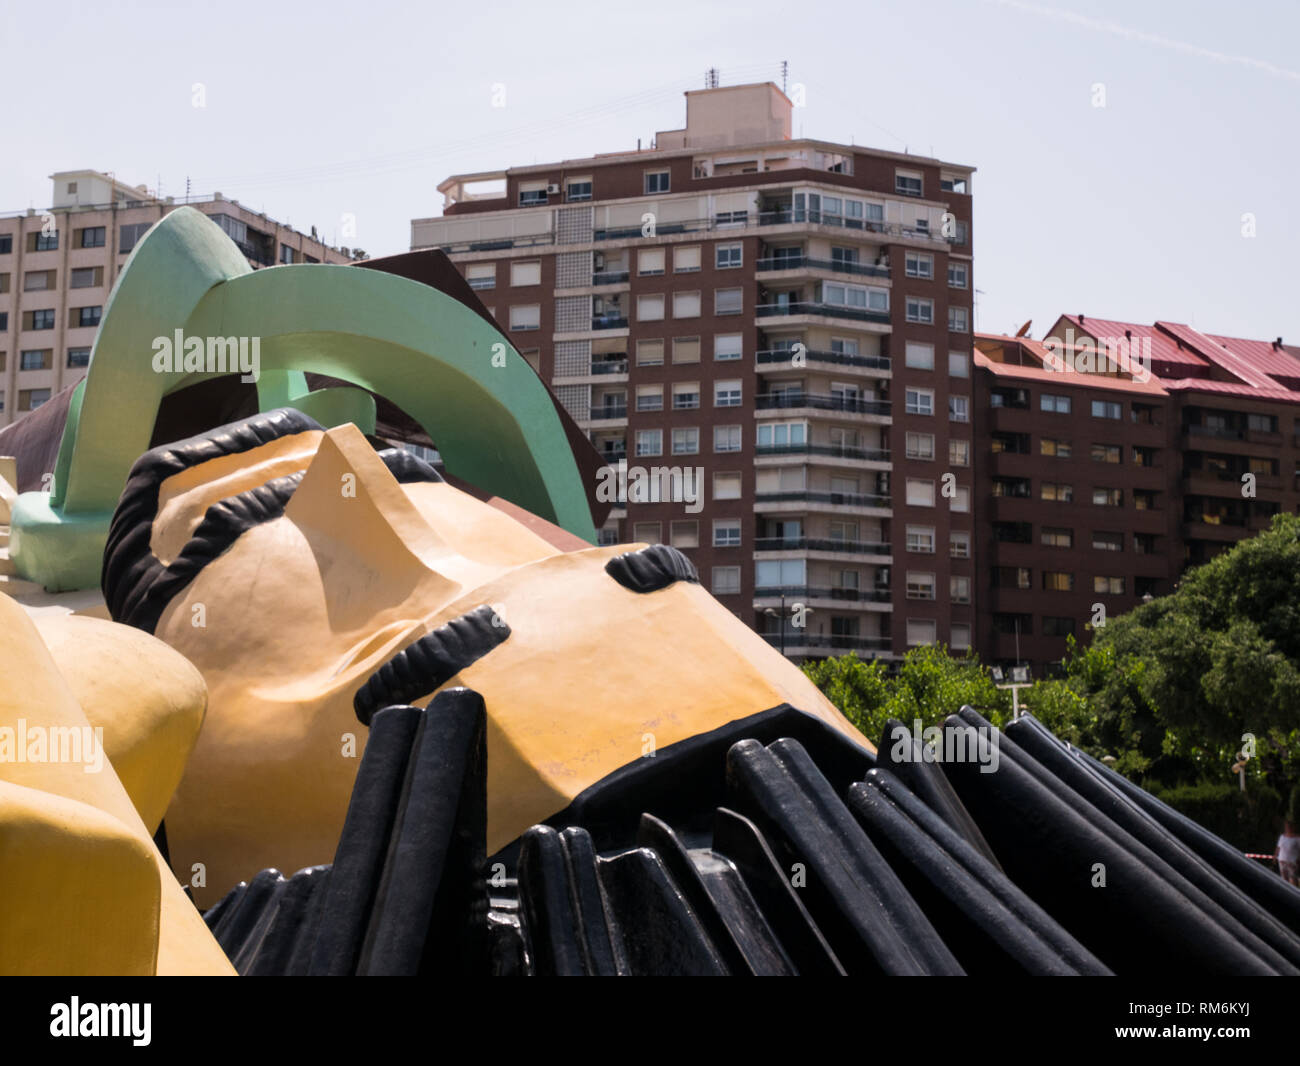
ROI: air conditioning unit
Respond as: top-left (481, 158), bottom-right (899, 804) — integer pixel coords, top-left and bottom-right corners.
top-left (547, 184), bottom-right (560, 195)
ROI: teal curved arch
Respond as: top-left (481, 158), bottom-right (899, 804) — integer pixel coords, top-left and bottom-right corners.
top-left (12, 207), bottom-right (595, 590)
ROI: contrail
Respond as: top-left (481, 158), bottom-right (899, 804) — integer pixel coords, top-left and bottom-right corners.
top-left (987, 0), bottom-right (1300, 83)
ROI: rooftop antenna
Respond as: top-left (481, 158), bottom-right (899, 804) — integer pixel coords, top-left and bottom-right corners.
top-left (781, 60), bottom-right (788, 94)
top-left (706, 67), bottom-right (719, 89)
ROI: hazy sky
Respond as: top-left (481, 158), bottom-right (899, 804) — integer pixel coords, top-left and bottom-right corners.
top-left (4, 0), bottom-right (1295, 342)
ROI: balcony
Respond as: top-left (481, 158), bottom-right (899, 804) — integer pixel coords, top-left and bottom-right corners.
top-left (1185, 424), bottom-right (1245, 441)
top-left (754, 443), bottom-right (890, 463)
top-left (756, 210), bottom-right (950, 246)
top-left (755, 392), bottom-right (890, 417)
top-left (756, 300), bottom-right (890, 326)
top-left (591, 270), bottom-right (629, 286)
top-left (754, 490), bottom-right (891, 512)
top-left (755, 585), bottom-right (892, 604)
top-left (759, 633), bottom-right (893, 654)
top-left (756, 348), bottom-right (890, 372)
top-left (590, 358), bottom-right (628, 375)
top-left (755, 254), bottom-right (889, 279)
top-left (1183, 516), bottom-right (1247, 542)
top-left (588, 402), bottom-right (628, 421)
top-left (754, 537), bottom-right (891, 557)
top-left (599, 449), bottom-right (627, 464)
top-left (592, 314), bottom-right (628, 330)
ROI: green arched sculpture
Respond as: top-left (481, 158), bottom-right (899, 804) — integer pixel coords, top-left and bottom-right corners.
top-left (10, 208), bottom-right (596, 590)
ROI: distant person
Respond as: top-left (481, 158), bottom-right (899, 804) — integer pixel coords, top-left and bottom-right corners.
top-left (1277, 822), bottom-right (1300, 886)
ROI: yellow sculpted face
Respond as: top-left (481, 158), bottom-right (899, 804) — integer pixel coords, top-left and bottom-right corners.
top-left (103, 409), bottom-right (864, 906)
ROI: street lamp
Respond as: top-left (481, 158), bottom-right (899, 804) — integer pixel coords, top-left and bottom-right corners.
top-left (763, 595), bottom-right (812, 657)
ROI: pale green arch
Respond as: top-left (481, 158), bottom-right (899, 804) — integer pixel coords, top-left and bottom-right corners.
top-left (11, 207), bottom-right (595, 590)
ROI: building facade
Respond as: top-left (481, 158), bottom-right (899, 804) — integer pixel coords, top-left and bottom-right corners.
top-left (0, 169), bottom-right (354, 427)
top-left (412, 82), bottom-right (977, 662)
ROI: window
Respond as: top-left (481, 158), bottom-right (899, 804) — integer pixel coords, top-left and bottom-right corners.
top-left (638, 248), bottom-right (665, 276)
top-left (1039, 616), bottom-right (1074, 638)
top-left (645, 171), bottom-right (670, 194)
top-left (907, 619), bottom-right (937, 646)
top-left (950, 531), bottom-right (971, 558)
top-left (1094, 576), bottom-right (1125, 595)
top-left (904, 342), bottom-right (934, 370)
top-left (948, 306), bottom-right (969, 332)
top-left (70, 267), bottom-right (100, 289)
top-left (75, 306), bottom-right (102, 328)
top-left (714, 333), bottom-right (742, 361)
top-left (1134, 533), bottom-right (1158, 554)
top-left (674, 291), bottom-right (701, 318)
top-left (948, 261), bottom-right (968, 288)
top-left (713, 472), bottom-right (742, 500)
top-left (714, 519), bottom-right (741, 547)
top-left (118, 221), bottom-right (152, 254)
top-left (906, 572), bottom-right (936, 600)
top-left (949, 439), bottom-right (970, 467)
top-left (1091, 399), bottom-right (1121, 419)
top-left (756, 422), bottom-right (807, 448)
top-left (1041, 527), bottom-right (1073, 548)
top-left (1092, 488), bottom-right (1122, 506)
top-left (20, 349), bottom-right (49, 370)
top-left (19, 388), bottom-right (51, 410)
top-left (948, 350), bottom-right (969, 377)
top-left (1042, 571), bottom-right (1074, 592)
top-left (636, 385), bottom-right (663, 412)
top-left (672, 336), bottom-right (700, 364)
top-left (31, 309), bottom-right (55, 330)
top-left (1041, 482), bottom-right (1073, 502)
top-left (672, 382), bottom-right (700, 410)
top-left (1091, 443), bottom-right (1121, 464)
top-left (905, 432), bottom-right (935, 460)
top-left (466, 263), bottom-right (495, 290)
top-left (1132, 446), bottom-right (1157, 468)
top-left (905, 388), bottom-right (934, 416)
top-left (951, 623), bottom-right (972, 650)
top-left (635, 429), bottom-right (662, 457)
top-left (1134, 489), bottom-right (1158, 511)
top-left (904, 252), bottom-right (933, 279)
top-left (672, 428), bottom-right (699, 455)
top-left (896, 172), bottom-right (923, 197)
top-left (950, 486), bottom-right (970, 512)
top-left (518, 183), bottom-right (548, 206)
top-left (906, 297), bottom-right (934, 324)
top-left (993, 477), bottom-right (1031, 498)
top-left (637, 294), bottom-right (666, 321)
top-left (948, 395), bottom-right (970, 422)
top-left (709, 567), bottom-right (740, 595)
top-left (674, 245), bottom-right (701, 273)
top-left (1247, 413), bottom-right (1277, 433)
top-left (566, 179), bottom-right (592, 202)
top-left (633, 522), bottom-right (662, 544)
top-left (1132, 403), bottom-right (1158, 425)
top-left (715, 288), bottom-right (743, 315)
top-left (906, 526), bottom-right (936, 553)
top-left (994, 567), bottom-right (1032, 590)
top-left (33, 231), bottom-right (58, 252)
top-left (1041, 393), bottom-right (1072, 414)
top-left (670, 521), bottom-right (699, 549)
top-left (950, 576), bottom-right (971, 603)
top-left (637, 339), bottom-right (664, 366)
top-left (24, 270), bottom-right (53, 292)
top-left (714, 380), bottom-right (742, 407)
top-left (76, 226), bottom-right (106, 249)
top-left (756, 559), bottom-right (806, 591)
top-left (1040, 438), bottom-right (1072, 459)
top-left (279, 244), bottom-right (296, 264)
top-left (0, 234), bottom-right (11, 254)
top-left (509, 304), bottom-right (539, 331)
top-left (991, 387), bottom-right (1029, 409)
top-left (510, 261), bottom-right (540, 287)
top-left (822, 282), bottom-right (888, 312)
top-left (716, 243), bottom-right (743, 269)
top-left (714, 425), bottom-right (742, 452)
top-left (1092, 531), bottom-right (1123, 551)
top-left (906, 478), bottom-right (936, 507)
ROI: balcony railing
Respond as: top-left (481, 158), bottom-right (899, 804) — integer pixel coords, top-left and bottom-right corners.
top-left (756, 254), bottom-right (890, 278)
top-left (600, 449), bottom-right (627, 463)
top-left (756, 348), bottom-right (891, 371)
top-left (1186, 424), bottom-right (1246, 441)
top-left (592, 270), bottom-right (629, 285)
top-left (756, 585), bottom-right (892, 603)
top-left (1184, 515), bottom-right (1247, 527)
top-left (589, 359), bottom-right (628, 375)
top-left (592, 314), bottom-right (628, 330)
top-left (754, 537), bottom-right (891, 554)
top-left (755, 443), bottom-right (890, 462)
top-left (589, 403), bottom-right (628, 420)
top-left (756, 301), bottom-right (891, 325)
top-left (757, 209), bottom-right (955, 244)
top-left (760, 633), bottom-right (893, 653)
top-left (756, 392), bottom-right (891, 416)
top-left (755, 490), bottom-right (891, 509)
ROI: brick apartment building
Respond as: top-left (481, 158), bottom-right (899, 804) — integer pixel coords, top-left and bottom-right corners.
top-left (0, 169), bottom-right (354, 428)
top-left (412, 81), bottom-right (978, 661)
top-left (975, 316), bottom-right (1300, 674)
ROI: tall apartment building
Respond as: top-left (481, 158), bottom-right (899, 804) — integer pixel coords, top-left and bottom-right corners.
top-left (0, 169), bottom-right (354, 428)
top-left (412, 82), bottom-right (977, 662)
top-left (975, 316), bottom-right (1300, 674)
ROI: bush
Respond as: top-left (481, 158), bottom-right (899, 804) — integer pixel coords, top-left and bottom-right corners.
top-left (1148, 779), bottom-right (1283, 854)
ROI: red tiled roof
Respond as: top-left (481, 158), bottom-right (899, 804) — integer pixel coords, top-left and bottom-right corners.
top-left (1159, 377), bottom-right (1300, 405)
top-left (1055, 315), bottom-right (1208, 368)
top-left (973, 349), bottom-right (1169, 395)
